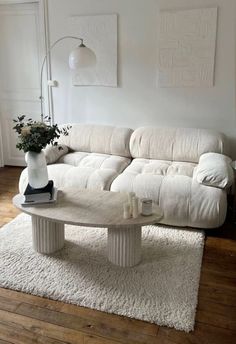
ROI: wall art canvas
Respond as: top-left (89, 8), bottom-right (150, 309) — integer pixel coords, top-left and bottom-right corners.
top-left (158, 7), bottom-right (218, 87)
top-left (69, 14), bottom-right (117, 87)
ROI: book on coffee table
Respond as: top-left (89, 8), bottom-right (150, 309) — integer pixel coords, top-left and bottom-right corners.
top-left (24, 180), bottom-right (54, 202)
top-left (21, 188), bottom-right (58, 207)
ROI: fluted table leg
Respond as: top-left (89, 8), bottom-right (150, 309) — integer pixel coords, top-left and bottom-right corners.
top-left (107, 226), bottom-right (141, 267)
top-left (31, 216), bottom-right (65, 254)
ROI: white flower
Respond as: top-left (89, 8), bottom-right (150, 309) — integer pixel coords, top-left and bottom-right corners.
top-left (21, 126), bottom-right (31, 136)
top-left (31, 122), bottom-right (47, 128)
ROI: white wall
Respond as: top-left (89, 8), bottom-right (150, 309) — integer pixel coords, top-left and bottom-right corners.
top-left (47, 0), bottom-right (236, 155)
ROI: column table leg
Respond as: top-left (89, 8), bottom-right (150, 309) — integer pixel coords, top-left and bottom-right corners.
top-left (107, 226), bottom-right (141, 267)
top-left (31, 216), bottom-right (65, 254)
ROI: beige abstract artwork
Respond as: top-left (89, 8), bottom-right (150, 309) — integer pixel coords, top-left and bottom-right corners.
top-left (158, 7), bottom-right (218, 87)
top-left (69, 14), bottom-right (117, 87)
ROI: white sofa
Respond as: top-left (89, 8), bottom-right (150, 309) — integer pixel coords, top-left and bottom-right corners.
top-left (19, 124), bottom-right (233, 229)
top-left (111, 127), bottom-right (233, 228)
top-left (19, 124), bottom-right (133, 191)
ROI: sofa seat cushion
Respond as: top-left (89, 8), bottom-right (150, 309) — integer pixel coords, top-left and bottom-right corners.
top-left (111, 159), bottom-right (227, 228)
top-left (120, 158), bottom-right (197, 177)
top-left (19, 153), bottom-right (131, 193)
top-left (58, 152), bottom-right (129, 173)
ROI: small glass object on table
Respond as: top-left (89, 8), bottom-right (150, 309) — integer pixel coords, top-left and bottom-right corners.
top-left (141, 198), bottom-right (153, 216)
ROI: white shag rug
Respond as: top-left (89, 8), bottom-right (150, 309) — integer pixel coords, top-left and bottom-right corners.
top-left (0, 214), bottom-right (205, 332)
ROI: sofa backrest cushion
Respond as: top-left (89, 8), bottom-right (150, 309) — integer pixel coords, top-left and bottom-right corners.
top-left (130, 126), bottom-right (228, 163)
top-left (59, 124), bottom-right (133, 158)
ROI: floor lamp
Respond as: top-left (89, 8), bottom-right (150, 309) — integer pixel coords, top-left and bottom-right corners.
top-left (40, 36), bottom-right (96, 123)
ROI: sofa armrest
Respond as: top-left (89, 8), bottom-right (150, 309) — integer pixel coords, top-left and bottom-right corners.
top-left (194, 152), bottom-right (234, 189)
top-left (43, 144), bottom-right (69, 165)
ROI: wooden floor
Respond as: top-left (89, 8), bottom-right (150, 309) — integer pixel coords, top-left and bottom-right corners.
top-left (0, 166), bottom-right (235, 344)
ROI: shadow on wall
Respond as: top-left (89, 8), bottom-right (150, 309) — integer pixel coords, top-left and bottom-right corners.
top-left (228, 137), bottom-right (236, 160)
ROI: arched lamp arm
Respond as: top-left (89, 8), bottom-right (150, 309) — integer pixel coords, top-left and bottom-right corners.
top-left (40, 35), bottom-right (83, 122)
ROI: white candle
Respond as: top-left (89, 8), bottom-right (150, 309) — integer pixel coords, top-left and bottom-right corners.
top-left (132, 197), bottom-right (139, 218)
top-left (128, 192), bottom-right (135, 213)
top-left (123, 202), bottom-right (131, 219)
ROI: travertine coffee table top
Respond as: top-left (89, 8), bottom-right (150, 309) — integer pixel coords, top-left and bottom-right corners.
top-left (13, 188), bottom-right (163, 228)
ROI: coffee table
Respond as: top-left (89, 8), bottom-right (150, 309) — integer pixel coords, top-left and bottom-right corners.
top-left (13, 189), bottom-right (163, 267)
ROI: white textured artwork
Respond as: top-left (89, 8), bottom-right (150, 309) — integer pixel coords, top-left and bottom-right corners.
top-left (69, 14), bottom-right (117, 87)
top-left (158, 8), bottom-right (218, 87)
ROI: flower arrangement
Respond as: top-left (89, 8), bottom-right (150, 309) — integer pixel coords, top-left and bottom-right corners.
top-left (13, 115), bottom-right (70, 153)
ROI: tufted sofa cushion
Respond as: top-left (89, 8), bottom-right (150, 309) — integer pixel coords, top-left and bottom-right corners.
top-left (19, 152), bottom-right (131, 194)
top-left (58, 124), bottom-right (133, 158)
top-left (111, 158), bottom-right (227, 228)
top-left (122, 159), bottom-right (197, 177)
top-left (57, 152), bottom-right (129, 171)
top-left (194, 152), bottom-right (233, 189)
top-left (130, 127), bottom-right (228, 163)
top-left (19, 124), bottom-right (133, 193)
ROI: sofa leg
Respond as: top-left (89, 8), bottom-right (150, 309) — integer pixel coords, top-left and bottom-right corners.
top-left (107, 226), bottom-right (141, 267)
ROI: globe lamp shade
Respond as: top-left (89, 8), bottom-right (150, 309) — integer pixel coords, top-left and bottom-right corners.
top-left (69, 45), bottom-right (96, 70)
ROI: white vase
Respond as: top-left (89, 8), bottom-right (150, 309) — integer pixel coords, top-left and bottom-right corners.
top-left (25, 151), bottom-right (49, 189)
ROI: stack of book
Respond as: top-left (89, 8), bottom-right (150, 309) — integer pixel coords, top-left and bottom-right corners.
top-left (22, 180), bottom-right (57, 206)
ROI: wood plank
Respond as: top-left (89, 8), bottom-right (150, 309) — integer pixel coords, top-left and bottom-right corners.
top-left (0, 195), bottom-right (18, 202)
top-left (60, 303), bottom-right (158, 337)
top-left (0, 308), bottom-right (125, 344)
top-left (157, 322), bottom-right (236, 344)
top-left (196, 299), bottom-right (236, 331)
top-left (83, 334), bottom-right (121, 344)
top-left (203, 250), bottom-right (236, 267)
top-left (200, 269), bottom-right (236, 291)
top-left (0, 208), bottom-right (19, 215)
top-left (0, 320), bottom-right (68, 344)
top-left (0, 287), bottom-right (158, 338)
top-left (198, 284), bottom-right (236, 307)
top-left (0, 306), bottom-right (159, 344)
top-left (0, 296), bottom-right (20, 313)
top-left (83, 334), bottom-right (176, 344)
top-left (14, 302), bottom-right (159, 344)
top-left (0, 288), bottom-right (64, 312)
top-left (0, 339), bottom-right (12, 344)
top-left (0, 309), bottom-right (84, 344)
top-left (0, 185), bottom-right (19, 193)
top-left (0, 167), bottom-right (22, 231)
top-left (202, 258), bottom-right (236, 278)
top-left (205, 237), bottom-right (236, 255)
